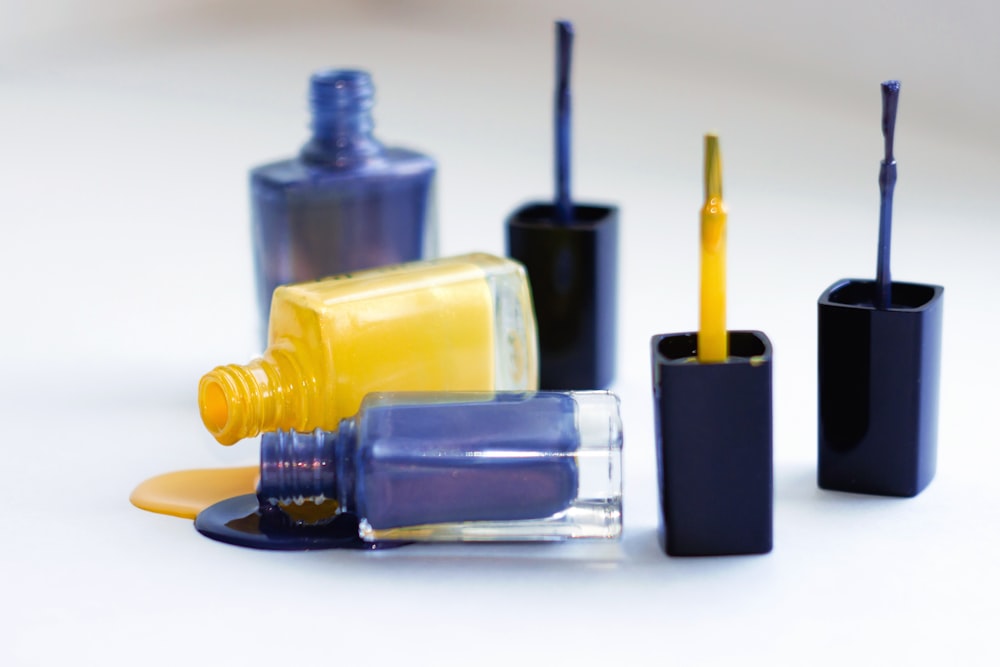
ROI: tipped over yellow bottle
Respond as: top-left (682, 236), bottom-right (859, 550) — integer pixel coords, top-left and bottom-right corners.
top-left (199, 253), bottom-right (538, 445)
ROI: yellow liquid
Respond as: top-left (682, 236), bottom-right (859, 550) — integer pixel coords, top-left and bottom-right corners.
top-left (698, 134), bottom-right (728, 363)
top-left (199, 253), bottom-right (537, 445)
top-left (129, 467), bottom-right (259, 519)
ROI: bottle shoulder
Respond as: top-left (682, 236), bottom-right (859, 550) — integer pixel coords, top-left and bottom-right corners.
top-left (251, 148), bottom-right (435, 189)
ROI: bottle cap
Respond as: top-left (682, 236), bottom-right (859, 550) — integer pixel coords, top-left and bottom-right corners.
top-left (651, 330), bottom-right (773, 556)
top-left (507, 202), bottom-right (618, 389)
top-left (818, 279), bottom-right (943, 496)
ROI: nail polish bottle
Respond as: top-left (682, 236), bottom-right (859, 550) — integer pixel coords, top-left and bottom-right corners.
top-left (505, 21), bottom-right (619, 390)
top-left (251, 69), bottom-right (437, 345)
top-left (199, 253), bottom-right (538, 445)
top-left (195, 391), bottom-right (623, 548)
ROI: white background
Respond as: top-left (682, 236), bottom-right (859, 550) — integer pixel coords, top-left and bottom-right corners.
top-left (2, 1), bottom-right (998, 664)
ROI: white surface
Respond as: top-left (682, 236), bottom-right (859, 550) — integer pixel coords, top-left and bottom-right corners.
top-left (2, 1), bottom-right (999, 664)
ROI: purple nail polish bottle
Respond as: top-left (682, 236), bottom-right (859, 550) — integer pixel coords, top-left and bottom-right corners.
top-left (250, 69), bottom-right (437, 345)
top-left (257, 391), bottom-right (623, 543)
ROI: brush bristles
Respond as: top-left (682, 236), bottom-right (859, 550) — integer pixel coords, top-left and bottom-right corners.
top-left (880, 80), bottom-right (900, 163)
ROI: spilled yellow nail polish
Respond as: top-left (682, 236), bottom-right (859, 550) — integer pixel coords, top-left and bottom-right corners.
top-left (130, 466), bottom-right (259, 519)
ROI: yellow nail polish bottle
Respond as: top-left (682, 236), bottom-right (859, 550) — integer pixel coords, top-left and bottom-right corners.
top-left (199, 253), bottom-right (538, 445)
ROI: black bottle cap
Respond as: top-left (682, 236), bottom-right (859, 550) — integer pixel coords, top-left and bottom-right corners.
top-left (818, 279), bottom-right (943, 497)
top-left (651, 330), bottom-right (773, 556)
top-left (506, 202), bottom-right (618, 390)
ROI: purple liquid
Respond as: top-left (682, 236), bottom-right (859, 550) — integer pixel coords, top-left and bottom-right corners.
top-left (354, 395), bottom-right (580, 528)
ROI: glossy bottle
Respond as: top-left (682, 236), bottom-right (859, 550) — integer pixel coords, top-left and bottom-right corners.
top-left (258, 391), bottom-right (623, 542)
top-left (251, 69), bottom-right (437, 344)
top-left (199, 254), bottom-right (538, 445)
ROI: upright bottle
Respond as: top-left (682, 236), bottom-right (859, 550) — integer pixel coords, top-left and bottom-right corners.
top-left (251, 69), bottom-right (437, 344)
top-left (199, 254), bottom-right (538, 445)
top-left (256, 391), bottom-right (623, 543)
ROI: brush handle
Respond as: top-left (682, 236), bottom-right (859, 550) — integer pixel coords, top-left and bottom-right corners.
top-left (875, 161), bottom-right (897, 308)
top-left (698, 134), bottom-right (728, 363)
top-left (875, 80), bottom-right (900, 310)
top-left (555, 20), bottom-right (573, 225)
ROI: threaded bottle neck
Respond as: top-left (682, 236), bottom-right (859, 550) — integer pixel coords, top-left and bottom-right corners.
top-left (300, 69), bottom-right (383, 167)
top-left (198, 348), bottom-right (314, 445)
top-left (258, 420), bottom-right (358, 509)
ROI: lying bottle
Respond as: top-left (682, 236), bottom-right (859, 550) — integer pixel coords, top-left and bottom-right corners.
top-left (258, 391), bottom-right (623, 542)
top-left (199, 254), bottom-right (538, 445)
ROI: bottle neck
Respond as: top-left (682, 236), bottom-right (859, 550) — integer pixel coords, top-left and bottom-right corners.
top-left (258, 419), bottom-right (359, 512)
top-left (300, 69), bottom-right (384, 167)
top-left (197, 346), bottom-right (319, 445)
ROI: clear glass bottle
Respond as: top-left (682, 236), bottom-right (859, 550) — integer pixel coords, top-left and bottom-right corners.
top-left (199, 254), bottom-right (538, 445)
top-left (259, 391), bottom-right (623, 542)
top-left (251, 69), bottom-right (437, 344)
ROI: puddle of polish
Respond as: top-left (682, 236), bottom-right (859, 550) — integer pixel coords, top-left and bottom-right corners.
top-left (130, 466), bottom-right (259, 519)
top-left (195, 494), bottom-right (405, 551)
